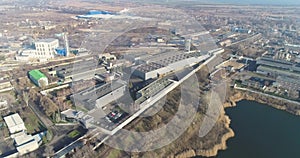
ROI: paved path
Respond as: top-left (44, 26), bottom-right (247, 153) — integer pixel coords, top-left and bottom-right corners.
top-left (228, 33), bottom-right (262, 46)
top-left (234, 85), bottom-right (300, 105)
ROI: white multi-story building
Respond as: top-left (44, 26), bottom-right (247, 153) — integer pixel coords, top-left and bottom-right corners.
top-left (16, 38), bottom-right (59, 62)
top-left (34, 38), bottom-right (59, 59)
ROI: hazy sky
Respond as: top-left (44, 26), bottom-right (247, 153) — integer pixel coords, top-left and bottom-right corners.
top-left (3, 0), bottom-right (300, 6)
top-left (140, 0), bottom-right (300, 6)
top-left (214, 0), bottom-right (300, 5)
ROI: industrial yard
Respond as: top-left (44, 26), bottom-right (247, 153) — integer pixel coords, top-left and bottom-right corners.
top-left (0, 0), bottom-right (299, 158)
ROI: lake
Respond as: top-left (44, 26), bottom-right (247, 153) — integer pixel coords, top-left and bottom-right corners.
top-left (216, 100), bottom-right (300, 158)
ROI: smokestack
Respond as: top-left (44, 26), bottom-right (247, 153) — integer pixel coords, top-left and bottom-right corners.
top-left (185, 39), bottom-right (191, 52)
top-left (64, 33), bottom-right (70, 57)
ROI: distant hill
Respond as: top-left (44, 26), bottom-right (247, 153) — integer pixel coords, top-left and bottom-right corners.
top-left (3, 0), bottom-right (299, 7)
top-left (213, 0), bottom-right (300, 5)
top-left (119, 0), bottom-right (300, 6)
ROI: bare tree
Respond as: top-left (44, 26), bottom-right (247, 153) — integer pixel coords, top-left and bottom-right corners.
top-left (43, 145), bottom-right (55, 158)
top-left (28, 151), bottom-right (37, 158)
top-left (23, 91), bottom-right (29, 107)
top-left (20, 151), bottom-right (37, 158)
top-left (70, 144), bottom-right (97, 158)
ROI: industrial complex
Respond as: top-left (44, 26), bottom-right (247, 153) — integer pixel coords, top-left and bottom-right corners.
top-left (0, 1), bottom-right (299, 158)
top-left (132, 51), bottom-right (210, 80)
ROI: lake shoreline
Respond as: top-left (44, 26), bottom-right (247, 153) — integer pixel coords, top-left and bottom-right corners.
top-left (194, 89), bottom-right (300, 157)
top-left (224, 89), bottom-right (300, 115)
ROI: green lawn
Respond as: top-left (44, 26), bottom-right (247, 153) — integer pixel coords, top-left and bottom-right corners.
top-left (68, 130), bottom-right (80, 138)
top-left (0, 123), bottom-right (10, 138)
top-left (107, 149), bottom-right (121, 158)
top-left (22, 108), bottom-right (45, 134)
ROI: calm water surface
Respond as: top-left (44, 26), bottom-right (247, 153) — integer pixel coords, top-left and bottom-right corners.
top-left (216, 100), bottom-right (300, 158)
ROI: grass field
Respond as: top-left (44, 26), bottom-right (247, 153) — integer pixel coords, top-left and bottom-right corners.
top-left (68, 130), bottom-right (80, 138)
top-left (22, 107), bottom-right (46, 134)
top-left (106, 149), bottom-right (121, 158)
top-left (0, 122), bottom-right (9, 138)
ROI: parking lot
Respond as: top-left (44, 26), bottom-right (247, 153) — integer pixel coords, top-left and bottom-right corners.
top-left (89, 104), bottom-right (129, 131)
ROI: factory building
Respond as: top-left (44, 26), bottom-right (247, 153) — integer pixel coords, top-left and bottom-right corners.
top-left (15, 49), bottom-right (37, 61)
top-left (3, 113), bottom-right (26, 134)
top-left (95, 82), bottom-right (126, 109)
top-left (256, 57), bottom-right (300, 78)
top-left (123, 52), bottom-right (151, 64)
top-left (28, 70), bottom-right (48, 87)
top-left (95, 73), bottom-right (115, 83)
top-left (132, 51), bottom-right (210, 80)
top-left (256, 65), bottom-right (300, 78)
top-left (15, 133), bottom-right (39, 156)
top-left (133, 62), bottom-right (166, 80)
top-left (56, 67), bottom-right (106, 81)
top-left (257, 57), bottom-right (293, 70)
top-left (72, 81), bottom-right (126, 110)
top-left (135, 78), bottom-right (173, 104)
top-left (54, 59), bottom-right (106, 81)
top-left (76, 10), bottom-right (116, 19)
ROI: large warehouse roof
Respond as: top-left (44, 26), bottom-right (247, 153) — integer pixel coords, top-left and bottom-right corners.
top-left (4, 113), bottom-right (24, 128)
top-left (136, 62), bottom-right (165, 73)
top-left (29, 70), bottom-right (47, 80)
top-left (16, 139), bottom-right (39, 155)
top-left (14, 133), bottom-right (35, 146)
top-left (3, 113), bottom-right (26, 134)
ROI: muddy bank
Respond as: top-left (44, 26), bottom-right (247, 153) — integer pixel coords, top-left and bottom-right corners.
top-left (225, 90), bottom-right (300, 115)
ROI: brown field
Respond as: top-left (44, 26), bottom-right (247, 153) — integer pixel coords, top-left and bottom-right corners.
top-left (218, 60), bottom-right (245, 70)
top-left (49, 0), bottom-right (125, 11)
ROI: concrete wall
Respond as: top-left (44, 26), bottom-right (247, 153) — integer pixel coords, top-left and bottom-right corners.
top-left (96, 85), bottom-right (126, 108)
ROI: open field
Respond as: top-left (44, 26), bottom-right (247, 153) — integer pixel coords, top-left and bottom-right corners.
top-left (20, 107), bottom-right (46, 134)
